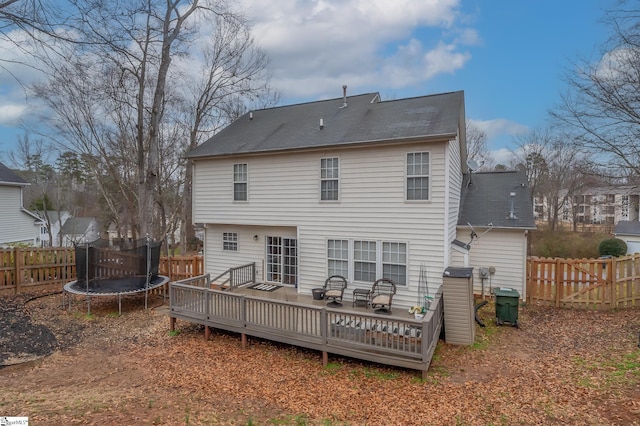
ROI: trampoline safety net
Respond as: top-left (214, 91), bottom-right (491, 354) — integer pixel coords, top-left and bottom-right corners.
top-left (75, 238), bottom-right (162, 291)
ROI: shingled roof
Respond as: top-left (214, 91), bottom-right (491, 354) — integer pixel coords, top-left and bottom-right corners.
top-left (188, 90), bottom-right (465, 158)
top-left (615, 220), bottom-right (640, 236)
top-left (458, 171), bottom-right (536, 230)
top-left (61, 217), bottom-right (96, 235)
top-left (0, 161), bottom-right (28, 186)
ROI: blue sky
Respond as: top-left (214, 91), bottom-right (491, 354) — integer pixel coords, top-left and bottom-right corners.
top-left (0, 0), bottom-right (612, 165)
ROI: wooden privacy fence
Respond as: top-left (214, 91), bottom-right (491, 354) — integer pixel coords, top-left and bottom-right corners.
top-left (527, 254), bottom-right (640, 309)
top-left (0, 247), bottom-right (203, 296)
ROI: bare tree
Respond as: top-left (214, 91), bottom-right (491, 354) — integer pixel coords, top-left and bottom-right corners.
top-left (537, 138), bottom-right (593, 231)
top-left (465, 121), bottom-right (494, 171)
top-left (510, 129), bottom-right (552, 201)
top-left (552, 2), bottom-right (640, 180)
top-left (28, 0), bottom-right (276, 247)
top-left (172, 14), bottom-right (278, 253)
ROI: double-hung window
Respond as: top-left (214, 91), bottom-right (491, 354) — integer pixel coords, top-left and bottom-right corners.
top-left (406, 152), bottom-right (429, 201)
top-left (233, 163), bottom-right (248, 201)
top-left (327, 239), bottom-right (348, 277)
top-left (330, 240), bottom-right (407, 286)
top-left (320, 157), bottom-right (339, 201)
top-left (223, 232), bottom-right (238, 251)
top-left (382, 242), bottom-right (407, 286)
top-left (354, 240), bottom-right (377, 282)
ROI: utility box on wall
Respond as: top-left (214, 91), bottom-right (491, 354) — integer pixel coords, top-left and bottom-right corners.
top-left (442, 267), bottom-right (475, 345)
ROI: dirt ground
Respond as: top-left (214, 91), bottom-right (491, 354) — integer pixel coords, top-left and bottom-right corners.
top-left (0, 292), bottom-right (639, 425)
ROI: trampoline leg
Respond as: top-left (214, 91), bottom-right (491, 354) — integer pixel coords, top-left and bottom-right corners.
top-left (118, 294), bottom-right (122, 316)
top-left (170, 316), bottom-right (176, 332)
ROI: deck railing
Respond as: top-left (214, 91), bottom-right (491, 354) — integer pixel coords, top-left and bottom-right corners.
top-left (210, 262), bottom-right (255, 289)
top-left (169, 277), bottom-right (443, 377)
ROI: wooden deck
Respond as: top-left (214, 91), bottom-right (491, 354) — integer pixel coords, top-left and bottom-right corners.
top-left (169, 276), bottom-right (444, 378)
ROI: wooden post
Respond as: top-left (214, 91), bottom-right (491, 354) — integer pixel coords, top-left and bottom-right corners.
top-left (322, 351), bottom-right (328, 366)
top-left (14, 247), bottom-right (21, 294)
top-left (169, 316), bottom-right (176, 332)
top-left (555, 258), bottom-right (562, 308)
top-left (241, 333), bottom-right (247, 350)
top-left (526, 257), bottom-right (532, 303)
top-left (609, 256), bottom-right (616, 309)
top-left (204, 325), bottom-right (211, 340)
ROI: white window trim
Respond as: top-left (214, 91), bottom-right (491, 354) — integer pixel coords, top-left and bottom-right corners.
top-left (405, 151), bottom-right (430, 202)
top-left (319, 157), bottom-right (340, 202)
top-left (222, 232), bottom-right (238, 251)
top-left (233, 163), bottom-right (248, 203)
top-left (326, 238), bottom-right (408, 286)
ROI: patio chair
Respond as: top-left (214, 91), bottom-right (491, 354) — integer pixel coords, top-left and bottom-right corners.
top-left (370, 278), bottom-right (397, 314)
top-left (324, 275), bottom-right (347, 307)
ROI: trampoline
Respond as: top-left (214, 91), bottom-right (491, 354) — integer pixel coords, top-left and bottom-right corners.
top-left (63, 237), bottom-right (169, 314)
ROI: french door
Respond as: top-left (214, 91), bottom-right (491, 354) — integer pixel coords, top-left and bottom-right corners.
top-left (266, 236), bottom-right (298, 286)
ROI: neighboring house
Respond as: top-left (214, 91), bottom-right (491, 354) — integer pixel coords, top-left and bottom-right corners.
top-left (37, 210), bottom-right (72, 247)
top-left (107, 221), bottom-right (134, 245)
top-left (452, 171), bottom-right (536, 297)
top-left (60, 217), bottom-right (100, 247)
top-left (614, 221), bottom-right (640, 254)
top-left (187, 90), bottom-right (532, 308)
top-left (0, 161), bottom-right (42, 247)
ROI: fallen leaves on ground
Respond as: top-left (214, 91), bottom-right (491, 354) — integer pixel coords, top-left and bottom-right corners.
top-left (0, 293), bottom-right (638, 425)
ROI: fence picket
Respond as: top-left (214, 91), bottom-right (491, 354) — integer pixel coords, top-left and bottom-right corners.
top-left (527, 254), bottom-right (640, 309)
top-left (0, 247), bottom-right (203, 295)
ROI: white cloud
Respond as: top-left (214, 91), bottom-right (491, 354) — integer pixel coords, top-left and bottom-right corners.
top-left (236, 0), bottom-right (471, 99)
top-left (469, 118), bottom-right (528, 146)
top-left (490, 147), bottom-right (515, 166)
top-left (0, 104), bottom-right (27, 126)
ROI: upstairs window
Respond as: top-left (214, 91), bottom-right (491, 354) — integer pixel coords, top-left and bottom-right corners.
top-left (406, 152), bottom-right (429, 200)
top-left (233, 163), bottom-right (248, 201)
top-left (320, 157), bottom-right (339, 201)
top-left (223, 232), bottom-right (238, 251)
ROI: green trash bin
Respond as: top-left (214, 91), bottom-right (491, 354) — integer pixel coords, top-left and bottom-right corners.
top-left (494, 287), bottom-right (520, 328)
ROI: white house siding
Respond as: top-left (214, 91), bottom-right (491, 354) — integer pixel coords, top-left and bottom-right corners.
top-left (445, 135), bottom-right (463, 267)
top-left (0, 186), bottom-right (37, 246)
top-left (452, 229), bottom-right (527, 298)
top-left (194, 140), bottom-right (455, 310)
top-left (616, 234), bottom-right (640, 254)
top-left (205, 224), bottom-right (297, 283)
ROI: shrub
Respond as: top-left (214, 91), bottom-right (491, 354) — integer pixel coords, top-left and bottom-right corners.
top-left (598, 238), bottom-right (627, 257)
top-left (529, 229), bottom-right (602, 258)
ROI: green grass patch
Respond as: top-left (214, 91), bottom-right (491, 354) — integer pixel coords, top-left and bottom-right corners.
top-left (168, 330), bottom-right (181, 337)
top-left (268, 414), bottom-right (310, 425)
top-left (573, 350), bottom-right (640, 388)
top-left (322, 361), bottom-right (342, 375)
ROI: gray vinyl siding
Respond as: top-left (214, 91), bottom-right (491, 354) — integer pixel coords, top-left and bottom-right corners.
top-left (195, 140), bottom-right (454, 310)
top-left (446, 135), bottom-right (463, 266)
top-left (0, 186), bottom-right (37, 245)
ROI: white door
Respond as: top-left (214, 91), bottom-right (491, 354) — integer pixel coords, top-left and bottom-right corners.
top-left (266, 236), bottom-right (298, 286)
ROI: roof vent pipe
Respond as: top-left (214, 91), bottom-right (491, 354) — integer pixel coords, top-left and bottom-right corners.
top-left (320, 118), bottom-right (324, 129)
top-left (249, 111), bottom-right (253, 120)
top-left (340, 85), bottom-right (348, 108)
